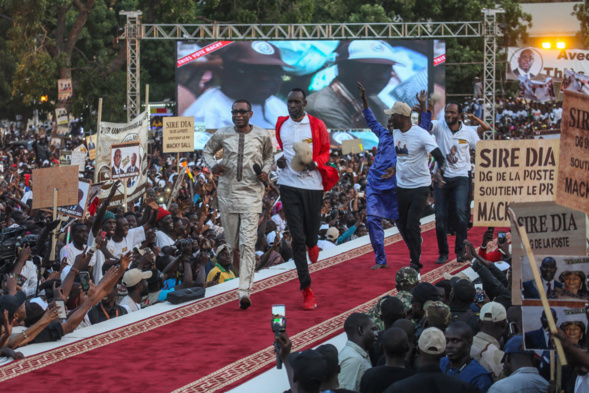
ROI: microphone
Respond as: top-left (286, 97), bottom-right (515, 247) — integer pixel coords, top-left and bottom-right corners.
top-left (253, 163), bottom-right (269, 187)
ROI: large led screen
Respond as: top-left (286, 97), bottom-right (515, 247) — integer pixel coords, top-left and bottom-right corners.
top-left (176, 39), bottom-right (445, 130)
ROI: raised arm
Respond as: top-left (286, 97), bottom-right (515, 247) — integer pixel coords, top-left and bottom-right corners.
top-left (358, 82), bottom-right (388, 138)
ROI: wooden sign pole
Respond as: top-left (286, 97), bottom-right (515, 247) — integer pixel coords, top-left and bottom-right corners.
top-left (177, 152), bottom-right (180, 174)
top-left (507, 207), bottom-right (567, 365)
top-left (123, 181), bottom-right (128, 213)
top-left (49, 188), bottom-right (59, 262)
top-left (145, 84), bottom-right (149, 114)
top-left (95, 97), bottom-right (103, 183)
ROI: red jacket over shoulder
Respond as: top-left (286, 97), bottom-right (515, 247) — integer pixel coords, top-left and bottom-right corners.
top-left (275, 115), bottom-right (339, 191)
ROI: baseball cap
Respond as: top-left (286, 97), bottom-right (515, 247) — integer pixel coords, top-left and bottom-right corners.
top-left (221, 41), bottom-right (292, 67)
top-left (122, 269), bottom-right (153, 288)
top-left (384, 101), bottom-right (412, 116)
top-left (0, 291), bottom-right (26, 319)
top-left (502, 335), bottom-right (533, 361)
top-left (326, 227), bottom-right (339, 241)
top-left (291, 142), bottom-right (313, 172)
top-left (424, 300), bottom-right (451, 328)
top-left (288, 349), bottom-right (328, 386)
top-left (418, 327), bottom-right (446, 355)
top-left (443, 271), bottom-right (470, 281)
top-left (216, 243), bottom-right (228, 255)
top-left (266, 231), bottom-right (277, 246)
top-left (336, 40), bottom-right (402, 65)
top-left (479, 302), bottom-right (507, 322)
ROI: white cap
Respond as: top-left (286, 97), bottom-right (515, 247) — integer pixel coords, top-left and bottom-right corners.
top-left (122, 269), bottom-right (153, 287)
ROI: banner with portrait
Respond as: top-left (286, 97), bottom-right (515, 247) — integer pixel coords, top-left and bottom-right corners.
top-left (507, 46), bottom-right (589, 82)
top-left (523, 305), bottom-right (587, 350)
top-left (95, 111), bottom-right (149, 207)
top-left (518, 76), bottom-right (555, 103)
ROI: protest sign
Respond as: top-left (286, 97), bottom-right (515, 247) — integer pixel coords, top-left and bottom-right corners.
top-left (110, 142), bottom-right (141, 180)
top-left (523, 305), bottom-right (587, 350)
top-left (32, 166), bottom-right (79, 209)
top-left (86, 134), bottom-right (97, 160)
top-left (163, 117), bottom-right (194, 153)
top-left (96, 111), bottom-right (149, 207)
top-left (473, 139), bottom-right (560, 226)
top-left (59, 150), bottom-right (72, 166)
top-left (58, 79), bottom-right (72, 102)
top-left (521, 255), bottom-right (589, 302)
top-left (71, 150), bottom-right (86, 172)
top-left (510, 202), bottom-right (587, 306)
top-left (342, 138), bottom-right (363, 154)
top-left (556, 90), bottom-right (589, 216)
top-left (57, 179), bottom-right (91, 219)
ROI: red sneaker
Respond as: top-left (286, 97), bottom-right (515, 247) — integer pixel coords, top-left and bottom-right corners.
top-left (307, 245), bottom-right (319, 264)
top-left (302, 287), bottom-right (317, 310)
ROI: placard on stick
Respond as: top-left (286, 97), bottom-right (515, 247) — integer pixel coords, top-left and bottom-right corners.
top-left (110, 142), bottom-right (141, 180)
top-left (57, 178), bottom-right (91, 219)
top-left (510, 202), bottom-right (587, 305)
top-left (556, 90), bottom-right (589, 216)
top-left (473, 139), bottom-right (560, 226)
top-left (32, 166), bottom-right (79, 209)
top-left (341, 139), bottom-right (363, 154)
top-left (163, 116), bottom-right (194, 153)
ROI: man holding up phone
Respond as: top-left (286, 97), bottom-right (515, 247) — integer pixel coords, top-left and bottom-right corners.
top-left (203, 99), bottom-right (273, 310)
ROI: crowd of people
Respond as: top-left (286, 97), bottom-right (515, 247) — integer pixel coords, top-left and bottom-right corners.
top-left (0, 79), bottom-right (581, 393)
top-left (276, 229), bottom-right (588, 393)
top-left (461, 96), bottom-right (562, 140)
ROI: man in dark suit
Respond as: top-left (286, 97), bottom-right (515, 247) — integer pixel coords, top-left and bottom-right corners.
top-left (126, 153), bottom-right (139, 174)
top-left (522, 257), bottom-right (562, 299)
top-left (111, 149), bottom-right (123, 176)
top-left (524, 308), bottom-right (557, 350)
top-left (512, 49), bottom-right (536, 79)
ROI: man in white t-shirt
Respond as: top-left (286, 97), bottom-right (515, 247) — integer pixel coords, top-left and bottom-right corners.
top-left (120, 269), bottom-right (152, 313)
top-left (271, 202), bottom-right (287, 233)
top-left (60, 222), bottom-right (97, 267)
top-left (104, 199), bottom-right (158, 258)
top-left (388, 101), bottom-right (446, 273)
top-left (155, 208), bottom-right (176, 249)
top-left (276, 88), bottom-right (337, 311)
top-left (430, 102), bottom-right (487, 264)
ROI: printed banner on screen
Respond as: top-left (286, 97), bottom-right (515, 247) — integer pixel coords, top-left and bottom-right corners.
top-left (177, 39), bottom-right (445, 131)
top-left (507, 46), bottom-right (589, 82)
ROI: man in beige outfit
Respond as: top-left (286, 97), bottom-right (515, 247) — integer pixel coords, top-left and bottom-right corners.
top-left (203, 99), bottom-right (273, 310)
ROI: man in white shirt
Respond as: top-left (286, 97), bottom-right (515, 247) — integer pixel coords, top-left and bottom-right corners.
top-left (105, 199), bottom-right (158, 258)
top-left (60, 222), bottom-right (97, 267)
top-left (120, 269), bottom-right (152, 313)
top-left (388, 101), bottom-right (446, 272)
top-left (271, 202), bottom-right (287, 233)
top-left (155, 208), bottom-right (176, 249)
top-left (430, 102), bottom-right (487, 264)
top-left (276, 88), bottom-right (336, 311)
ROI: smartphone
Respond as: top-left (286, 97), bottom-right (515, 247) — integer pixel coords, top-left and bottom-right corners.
top-left (272, 304), bottom-right (286, 331)
top-left (213, 272), bottom-right (221, 281)
top-left (509, 321), bottom-right (517, 336)
top-left (79, 271), bottom-right (90, 292)
top-left (55, 299), bottom-right (67, 319)
top-left (474, 283), bottom-right (485, 303)
top-left (15, 274), bottom-right (27, 287)
top-left (497, 231), bottom-right (506, 244)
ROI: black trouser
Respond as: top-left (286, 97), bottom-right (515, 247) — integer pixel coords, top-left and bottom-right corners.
top-left (280, 185), bottom-right (323, 290)
top-left (396, 186), bottom-right (430, 269)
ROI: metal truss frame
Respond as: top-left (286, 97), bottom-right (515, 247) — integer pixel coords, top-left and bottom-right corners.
top-left (121, 13), bottom-right (502, 140)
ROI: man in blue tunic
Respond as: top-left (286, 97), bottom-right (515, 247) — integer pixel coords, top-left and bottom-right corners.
top-left (358, 82), bottom-right (431, 269)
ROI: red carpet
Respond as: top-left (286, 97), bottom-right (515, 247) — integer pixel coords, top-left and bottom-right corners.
top-left (0, 224), bottom-right (490, 392)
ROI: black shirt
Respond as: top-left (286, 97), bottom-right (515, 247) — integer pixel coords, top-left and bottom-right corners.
top-left (30, 321), bottom-right (64, 344)
top-left (88, 302), bottom-right (128, 325)
top-left (384, 364), bottom-right (482, 393)
top-left (360, 366), bottom-right (414, 393)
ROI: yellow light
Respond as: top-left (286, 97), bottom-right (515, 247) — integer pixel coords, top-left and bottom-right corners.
top-left (40, 95), bottom-right (48, 102)
top-left (557, 42), bottom-right (565, 49)
top-left (542, 42), bottom-right (551, 49)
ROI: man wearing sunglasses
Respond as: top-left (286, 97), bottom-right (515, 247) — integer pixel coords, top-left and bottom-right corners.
top-left (202, 99), bottom-right (273, 310)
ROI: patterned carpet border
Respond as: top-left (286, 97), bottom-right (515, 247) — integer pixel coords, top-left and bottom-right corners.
top-left (172, 252), bottom-right (470, 393)
top-left (0, 225), bottom-right (424, 382)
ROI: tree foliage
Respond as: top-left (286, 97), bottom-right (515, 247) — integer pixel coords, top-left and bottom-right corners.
top-left (0, 0), bottom-right (530, 126)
